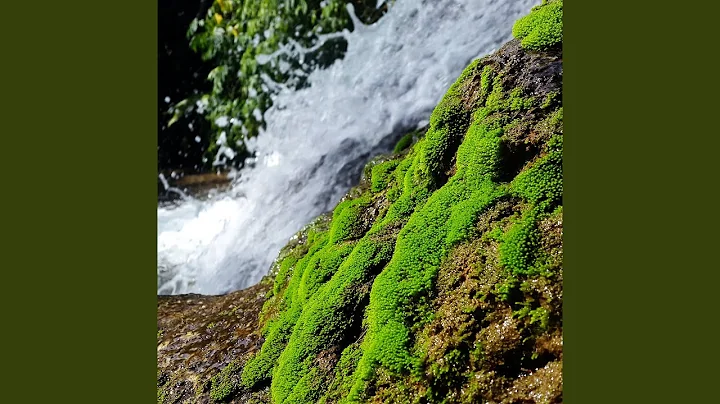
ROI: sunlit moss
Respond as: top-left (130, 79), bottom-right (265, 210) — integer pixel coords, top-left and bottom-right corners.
top-left (393, 132), bottom-right (415, 154)
top-left (371, 160), bottom-right (400, 193)
top-left (512, 0), bottom-right (563, 51)
top-left (511, 135), bottom-right (563, 207)
top-left (346, 55), bottom-right (548, 400)
top-left (318, 343), bottom-right (362, 404)
top-left (271, 232), bottom-right (396, 403)
top-left (499, 208), bottom-right (542, 276)
top-left (241, 231), bottom-right (330, 387)
top-left (238, 4), bottom-right (563, 401)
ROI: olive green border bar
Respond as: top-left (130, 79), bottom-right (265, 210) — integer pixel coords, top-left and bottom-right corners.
top-left (564, 1), bottom-right (642, 401)
top-left (6, 0), bottom-right (715, 402)
top-left (3, 0), bottom-right (157, 402)
top-left (565, 1), bottom-right (717, 402)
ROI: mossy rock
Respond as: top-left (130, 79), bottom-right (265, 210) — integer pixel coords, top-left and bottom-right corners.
top-left (239, 37), bottom-right (561, 404)
top-left (512, 0), bottom-right (563, 51)
top-left (159, 4), bottom-right (563, 403)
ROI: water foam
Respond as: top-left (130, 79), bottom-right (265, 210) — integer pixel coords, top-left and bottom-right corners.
top-left (158, 0), bottom-right (538, 295)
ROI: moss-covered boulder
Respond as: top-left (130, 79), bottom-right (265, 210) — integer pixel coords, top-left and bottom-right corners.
top-left (158, 2), bottom-right (563, 402)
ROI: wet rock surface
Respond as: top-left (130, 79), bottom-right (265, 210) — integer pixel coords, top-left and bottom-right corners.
top-left (158, 171), bottom-right (232, 205)
top-left (157, 279), bottom-right (272, 403)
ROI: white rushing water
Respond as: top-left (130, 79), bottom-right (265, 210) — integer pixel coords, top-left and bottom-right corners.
top-left (158, 0), bottom-right (538, 295)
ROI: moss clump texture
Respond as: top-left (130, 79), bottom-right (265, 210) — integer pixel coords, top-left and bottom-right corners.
top-left (393, 132), bottom-right (414, 154)
top-left (392, 127), bottom-right (426, 154)
top-left (270, 231), bottom-right (396, 403)
top-left (370, 159), bottom-right (400, 193)
top-left (318, 343), bottom-right (363, 403)
top-left (240, 189), bottom-right (386, 396)
top-left (210, 360), bottom-right (241, 401)
top-left (512, 0), bottom-right (563, 51)
top-left (203, 5), bottom-right (563, 403)
top-left (512, 135), bottom-right (563, 207)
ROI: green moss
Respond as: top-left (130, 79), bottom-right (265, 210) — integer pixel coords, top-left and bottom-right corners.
top-left (297, 242), bottom-right (356, 302)
top-left (480, 65), bottom-right (495, 97)
top-left (346, 59), bottom-right (543, 400)
top-left (541, 91), bottom-right (560, 109)
top-left (512, 0), bottom-right (563, 51)
top-left (516, 305), bottom-right (551, 331)
top-left (282, 366), bottom-right (327, 404)
top-left (393, 132), bottom-right (415, 154)
top-left (551, 107), bottom-right (563, 125)
top-left (240, 306), bottom-right (297, 387)
top-left (272, 255), bottom-right (299, 296)
top-left (482, 73), bottom-right (506, 116)
top-left (495, 276), bottom-right (521, 303)
top-left (511, 135), bottom-right (563, 206)
top-left (371, 160), bottom-right (400, 193)
top-left (210, 360), bottom-right (241, 402)
top-left (394, 156), bottom-right (413, 184)
top-left (240, 7), bottom-right (563, 399)
top-left (373, 60), bottom-right (481, 233)
top-left (270, 219), bottom-right (331, 297)
top-left (499, 208), bottom-right (541, 276)
top-left (329, 195), bottom-right (372, 244)
top-left (242, 232), bottom-right (331, 388)
top-left (500, 148), bottom-right (562, 277)
top-left (244, 62), bottom-right (486, 404)
top-left (244, 188), bottom-right (385, 402)
top-left (319, 343), bottom-right (363, 404)
top-left (350, 155), bottom-right (503, 399)
top-left (382, 156), bottom-right (413, 204)
top-left (480, 80), bottom-right (536, 125)
top-left (157, 387), bottom-right (166, 404)
top-left (361, 155), bottom-right (392, 187)
top-left (508, 87), bottom-right (535, 111)
top-left (270, 230), bottom-right (396, 403)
